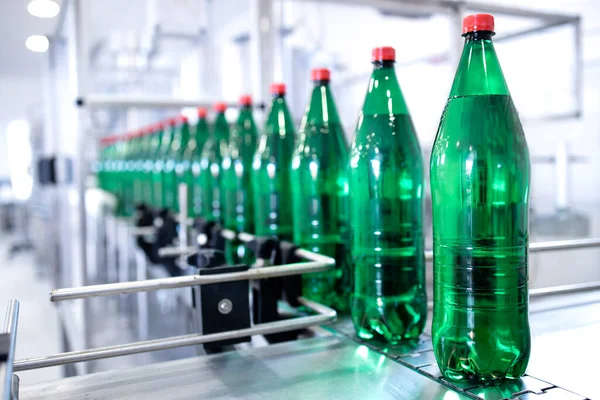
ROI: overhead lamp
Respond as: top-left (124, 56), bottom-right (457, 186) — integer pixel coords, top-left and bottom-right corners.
top-left (26, 35), bottom-right (49, 53)
top-left (27, 0), bottom-right (60, 18)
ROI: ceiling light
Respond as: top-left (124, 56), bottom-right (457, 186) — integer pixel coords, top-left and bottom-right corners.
top-left (27, 0), bottom-right (60, 18)
top-left (26, 35), bottom-right (49, 53)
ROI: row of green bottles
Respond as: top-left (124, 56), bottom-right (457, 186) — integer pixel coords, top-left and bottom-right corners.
top-left (97, 113), bottom-right (209, 217)
top-left (96, 13), bottom-right (530, 383)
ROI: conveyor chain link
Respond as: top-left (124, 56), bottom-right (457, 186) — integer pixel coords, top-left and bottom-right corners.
top-left (328, 318), bottom-right (589, 400)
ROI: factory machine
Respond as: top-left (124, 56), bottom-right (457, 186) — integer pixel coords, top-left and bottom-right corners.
top-left (12, 0), bottom-right (599, 399)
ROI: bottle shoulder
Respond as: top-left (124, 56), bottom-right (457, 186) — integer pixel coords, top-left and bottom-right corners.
top-left (431, 95), bottom-right (529, 163)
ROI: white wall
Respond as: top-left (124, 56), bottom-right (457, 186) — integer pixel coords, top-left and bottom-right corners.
top-left (0, 75), bottom-right (43, 179)
top-left (274, 0), bottom-right (600, 212)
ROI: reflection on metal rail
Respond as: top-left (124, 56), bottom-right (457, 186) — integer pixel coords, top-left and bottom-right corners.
top-left (50, 248), bottom-right (335, 302)
top-left (13, 297), bottom-right (335, 372)
top-left (530, 281), bottom-right (600, 297)
top-left (0, 300), bottom-right (19, 400)
top-left (423, 237), bottom-right (600, 262)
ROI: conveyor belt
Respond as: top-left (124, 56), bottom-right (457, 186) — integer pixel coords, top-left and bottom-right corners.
top-left (327, 290), bottom-right (600, 400)
top-left (19, 335), bottom-right (470, 400)
top-left (17, 292), bottom-right (600, 399)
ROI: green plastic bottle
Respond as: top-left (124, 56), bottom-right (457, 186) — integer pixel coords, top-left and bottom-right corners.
top-left (121, 132), bottom-right (137, 217)
top-left (291, 69), bottom-right (350, 312)
top-left (164, 116), bottom-right (190, 213)
top-left (140, 125), bottom-right (156, 207)
top-left (152, 121), bottom-right (171, 210)
top-left (349, 47), bottom-right (427, 343)
top-left (189, 109), bottom-right (209, 218)
top-left (177, 109), bottom-right (207, 218)
top-left (97, 137), bottom-right (111, 192)
top-left (131, 129), bottom-right (147, 208)
top-left (222, 95), bottom-right (258, 264)
top-left (102, 137), bottom-right (117, 195)
top-left (199, 103), bottom-right (230, 222)
top-left (430, 14), bottom-right (531, 382)
top-left (162, 117), bottom-right (187, 212)
top-left (252, 83), bottom-right (295, 240)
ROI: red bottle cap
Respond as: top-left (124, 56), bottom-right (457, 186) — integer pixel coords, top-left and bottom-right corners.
top-left (372, 47), bottom-right (395, 62)
top-left (462, 14), bottom-right (495, 34)
top-left (198, 107), bottom-right (207, 118)
top-left (167, 117), bottom-right (178, 126)
top-left (311, 68), bottom-right (330, 82)
top-left (214, 102), bottom-right (227, 113)
top-left (239, 95), bottom-right (252, 106)
top-left (177, 115), bottom-right (188, 124)
top-left (270, 83), bottom-right (286, 96)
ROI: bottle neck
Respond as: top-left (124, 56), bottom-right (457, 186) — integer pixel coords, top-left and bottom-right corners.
top-left (449, 31), bottom-right (509, 98)
top-left (196, 118), bottom-right (208, 141)
top-left (266, 95), bottom-right (294, 134)
top-left (237, 106), bottom-right (256, 133)
top-left (301, 81), bottom-right (341, 128)
top-left (214, 113), bottom-right (229, 141)
top-left (361, 62), bottom-right (410, 116)
top-left (180, 123), bottom-right (190, 145)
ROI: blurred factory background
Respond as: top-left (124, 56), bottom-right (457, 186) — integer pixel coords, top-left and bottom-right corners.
top-left (0, 0), bottom-right (599, 399)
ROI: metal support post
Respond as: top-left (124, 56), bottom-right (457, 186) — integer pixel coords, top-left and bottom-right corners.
top-left (250, 0), bottom-right (275, 103)
top-left (177, 184), bottom-right (189, 269)
top-left (135, 250), bottom-right (149, 341)
top-left (0, 300), bottom-right (20, 400)
top-left (448, 4), bottom-right (463, 70)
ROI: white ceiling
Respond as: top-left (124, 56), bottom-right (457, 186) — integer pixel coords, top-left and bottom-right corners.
top-left (0, 0), bottom-right (58, 76)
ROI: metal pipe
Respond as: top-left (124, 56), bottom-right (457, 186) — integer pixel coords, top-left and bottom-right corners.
top-left (495, 17), bottom-right (578, 43)
top-left (80, 94), bottom-right (265, 110)
top-left (50, 250), bottom-right (335, 302)
top-left (157, 246), bottom-right (198, 258)
top-left (529, 281), bottom-right (600, 297)
top-left (53, 0), bottom-right (70, 38)
top-left (295, 0), bottom-right (452, 15)
top-left (14, 297), bottom-right (335, 372)
top-left (219, 229), bottom-right (259, 244)
top-left (425, 238), bottom-right (600, 262)
top-left (296, 0), bottom-right (577, 20)
top-left (129, 227), bottom-right (156, 237)
top-left (1, 300), bottom-right (19, 400)
top-left (573, 17), bottom-right (583, 118)
top-left (220, 229), bottom-right (236, 241)
top-left (530, 237), bottom-right (600, 252)
top-left (454, 0), bottom-right (578, 21)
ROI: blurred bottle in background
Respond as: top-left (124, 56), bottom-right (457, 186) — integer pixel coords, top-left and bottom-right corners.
top-left (199, 103), bottom-right (230, 222)
top-left (222, 95), bottom-right (259, 264)
top-left (165, 116), bottom-right (190, 213)
top-left (162, 117), bottom-right (187, 212)
top-left (152, 121), bottom-right (171, 211)
top-left (141, 125), bottom-right (158, 208)
top-left (178, 108), bottom-right (208, 219)
top-left (252, 83), bottom-right (295, 241)
top-left (349, 47), bottom-right (427, 343)
top-left (291, 69), bottom-right (350, 312)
